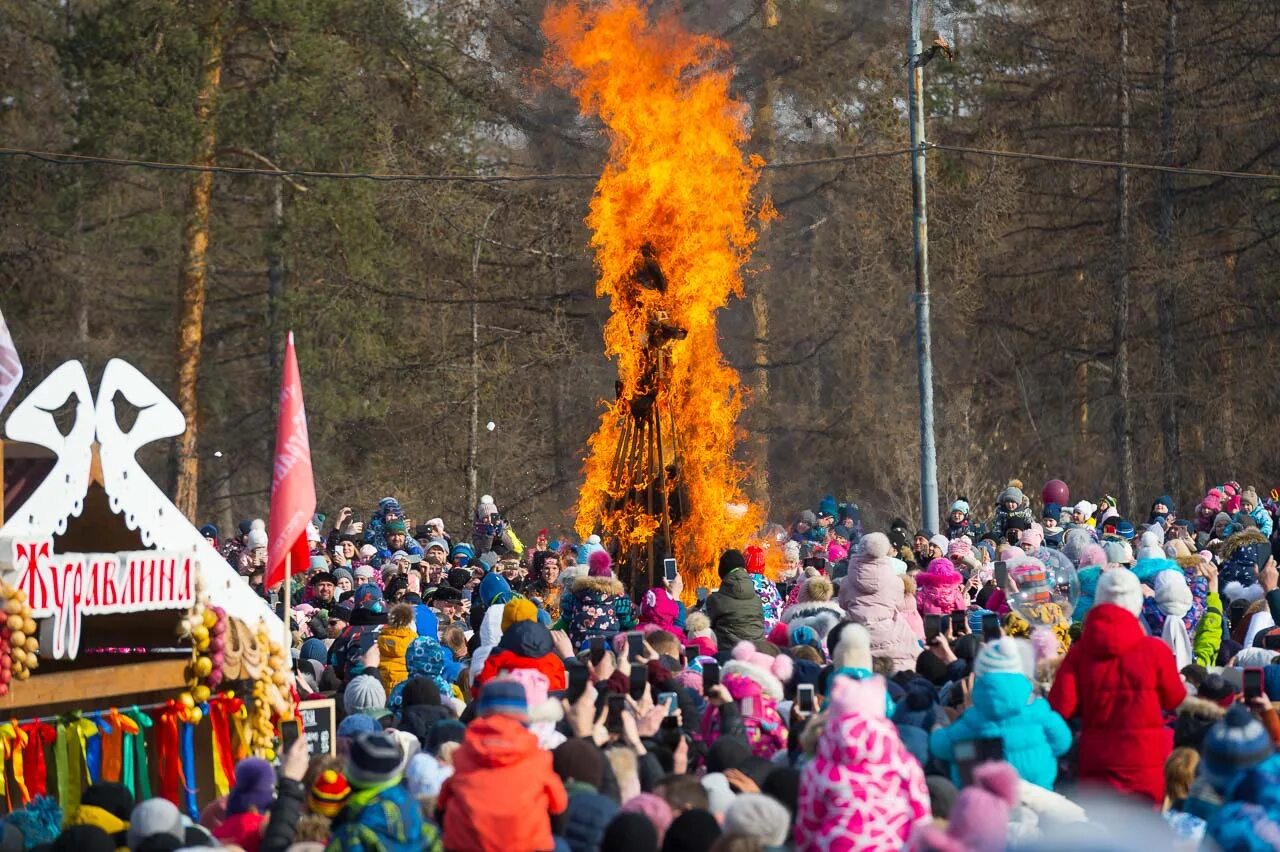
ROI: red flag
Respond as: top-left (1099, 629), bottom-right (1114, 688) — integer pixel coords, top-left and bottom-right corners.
top-left (265, 332), bottom-right (316, 590)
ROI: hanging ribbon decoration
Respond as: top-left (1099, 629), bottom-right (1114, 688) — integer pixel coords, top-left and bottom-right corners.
top-left (55, 714), bottom-right (98, 815)
top-left (18, 720), bottom-right (55, 798)
top-left (85, 712), bottom-right (110, 784)
top-left (99, 708), bottom-right (135, 784)
top-left (153, 701), bottom-right (197, 806)
top-left (207, 695), bottom-right (243, 797)
top-left (0, 722), bottom-right (28, 809)
top-left (121, 707), bottom-right (153, 801)
top-left (180, 709), bottom-right (199, 820)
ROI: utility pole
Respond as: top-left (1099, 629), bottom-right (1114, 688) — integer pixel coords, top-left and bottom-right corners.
top-left (908, 0), bottom-right (939, 534)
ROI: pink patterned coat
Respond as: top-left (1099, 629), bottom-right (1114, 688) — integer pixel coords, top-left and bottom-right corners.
top-left (796, 675), bottom-right (930, 852)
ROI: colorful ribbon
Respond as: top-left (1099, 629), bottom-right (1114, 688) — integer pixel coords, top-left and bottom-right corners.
top-left (122, 706), bottom-right (153, 801)
top-left (0, 721), bottom-right (29, 808)
top-left (153, 702), bottom-right (184, 806)
top-left (86, 712), bottom-right (110, 783)
top-left (98, 708), bottom-right (136, 784)
top-left (18, 720), bottom-right (55, 798)
top-left (207, 695), bottom-right (243, 797)
top-left (180, 712), bottom-right (198, 820)
top-left (55, 714), bottom-right (98, 815)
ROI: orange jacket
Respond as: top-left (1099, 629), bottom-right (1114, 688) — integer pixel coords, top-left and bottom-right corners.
top-left (437, 715), bottom-right (568, 852)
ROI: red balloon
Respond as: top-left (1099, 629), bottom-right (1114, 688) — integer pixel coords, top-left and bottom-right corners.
top-left (1042, 479), bottom-right (1070, 506)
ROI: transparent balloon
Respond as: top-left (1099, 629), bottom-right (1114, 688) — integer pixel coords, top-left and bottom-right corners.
top-left (1005, 557), bottom-right (1079, 627)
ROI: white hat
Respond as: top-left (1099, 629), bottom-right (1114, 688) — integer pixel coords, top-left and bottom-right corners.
top-left (1073, 501), bottom-right (1096, 516)
top-left (246, 529), bottom-right (268, 550)
top-left (1096, 568), bottom-right (1143, 616)
top-left (832, 623), bottom-right (871, 671)
top-left (975, 637), bottom-right (1026, 678)
top-left (250, 518), bottom-right (266, 532)
top-left (358, 544), bottom-right (377, 558)
top-left (306, 523), bottom-right (321, 542)
top-left (1155, 570), bottom-right (1192, 618)
top-left (354, 564), bottom-right (375, 580)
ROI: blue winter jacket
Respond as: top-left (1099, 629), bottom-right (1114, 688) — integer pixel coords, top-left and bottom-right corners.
top-left (929, 671), bottom-right (1072, 790)
top-left (1073, 565), bottom-right (1103, 625)
top-left (1241, 506), bottom-right (1275, 539)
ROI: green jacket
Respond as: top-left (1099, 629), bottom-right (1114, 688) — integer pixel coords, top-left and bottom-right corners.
top-left (1193, 591), bottom-right (1223, 668)
top-left (707, 568), bottom-right (764, 648)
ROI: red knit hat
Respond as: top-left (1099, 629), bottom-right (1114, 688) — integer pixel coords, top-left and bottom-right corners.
top-left (309, 768), bottom-right (350, 817)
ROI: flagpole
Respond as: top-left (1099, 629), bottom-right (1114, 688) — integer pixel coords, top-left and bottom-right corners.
top-left (280, 550), bottom-right (290, 654)
top-left (282, 552), bottom-right (291, 655)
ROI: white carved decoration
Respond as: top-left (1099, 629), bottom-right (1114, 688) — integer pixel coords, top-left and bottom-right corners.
top-left (0, 359), bottom-right (279, 631)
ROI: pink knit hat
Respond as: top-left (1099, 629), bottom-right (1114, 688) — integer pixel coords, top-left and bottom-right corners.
top-left (1203, 489), bottom-right (1224, 513)
top-left (1021, 524), bottom-right (1044, 548)
top-left (947, 538), bottom-right (972, 558)
top-left (911, 761), bottom-right (1018, 852)
top-left (621, 793), bottom-right (675, 843)
top-left (587, 550), bottom-right (613, 577)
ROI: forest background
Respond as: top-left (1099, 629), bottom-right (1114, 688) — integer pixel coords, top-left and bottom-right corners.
top-left (2, 0), bottom-right (1278, 539)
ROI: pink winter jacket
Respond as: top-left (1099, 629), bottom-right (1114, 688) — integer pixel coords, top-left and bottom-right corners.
top-left (915, 559), bottom-right (969, 615)
top-left (838, 541), bottom-right (921, 672)
top-left (796, 675), bottom-right (931, 852)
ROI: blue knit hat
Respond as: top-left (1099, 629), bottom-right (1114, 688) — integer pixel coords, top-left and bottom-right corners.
top-left (476, 679), bottom-right (528, 722)
top-left (337, 713), bottom-right (381, 738)
top-left (1043, 502), bottom-right (1061, 520)
top-left (950, 500), bottom-right (970, 515)
top-left (1201, 704), bottom-right (1274, 791)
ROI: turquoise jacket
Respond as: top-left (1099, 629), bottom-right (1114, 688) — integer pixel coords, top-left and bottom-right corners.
top-left (929, 671), bottom-right (1072, 790)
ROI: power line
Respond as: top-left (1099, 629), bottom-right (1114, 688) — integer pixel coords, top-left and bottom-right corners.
top-left (2, 142), bottom-right (1279, 184)
top-left (0, 145), bottom-right (912, 183)
top-left (930, 143), bottom-right (1280, 183)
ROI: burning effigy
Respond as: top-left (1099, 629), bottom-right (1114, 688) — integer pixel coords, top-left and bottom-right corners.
top-left (544, 0), bottom-right (775, 596)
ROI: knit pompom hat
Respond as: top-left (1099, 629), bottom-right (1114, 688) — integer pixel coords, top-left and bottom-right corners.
top-left (587, 550), bottom-right (613, 577)
top-left (725, 641), bottom-right (793, 700)
top-left (1095, 568), bottom-right (1143, 616)
top-left (1201, 704), bottom-right (1274, 791)
top-left (308, 768), bottom-right (350, 818)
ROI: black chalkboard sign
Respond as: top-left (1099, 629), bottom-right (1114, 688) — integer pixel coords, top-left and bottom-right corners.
top-left (297, 698), bottom-right (336, 756)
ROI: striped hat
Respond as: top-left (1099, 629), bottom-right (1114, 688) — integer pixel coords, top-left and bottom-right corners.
top-left (476, 678), bottom-right (529, 723)
top-left (308, 769), bottom-right (350, 817)
top-left (1201, 704), bottom-right (1274, 790)
top-left (345, 731), bottom-right (405, 787)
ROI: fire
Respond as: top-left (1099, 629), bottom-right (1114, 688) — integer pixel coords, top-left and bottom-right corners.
top-left (543, 0), bottom-right (770, 593)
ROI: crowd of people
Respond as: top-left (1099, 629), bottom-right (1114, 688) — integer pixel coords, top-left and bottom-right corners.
top-left (10, 481), bottom-right (1280, 852)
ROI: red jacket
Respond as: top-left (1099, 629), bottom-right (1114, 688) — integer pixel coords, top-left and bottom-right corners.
top-left (1048, 603), bottom-right (1186, 804)
top-left (437, 715), bottom-right (568, 852)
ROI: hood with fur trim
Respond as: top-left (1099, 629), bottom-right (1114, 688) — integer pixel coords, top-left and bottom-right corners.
top-left (570, 575), bottom-right (625, 597)
top-left (1219, 528), bottom-right (1269, 561)
top-left (722, 640), bottom-right (793, 700)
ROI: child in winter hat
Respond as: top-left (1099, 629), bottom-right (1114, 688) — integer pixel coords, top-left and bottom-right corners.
top-left (930, 637), bottom-right (1071, 790)
top-left (308, 768), bottom-right (351, 818)
top-left (700, 642), bottom-right (792, 759)
top-left (376, 603), bottom-right (418, 692)
top-left (794, 675), bottom-right (930, 852)
top-left (916, 558), bottom-right (968, 616)
top-left (1094, 568), bottom-right (1143, 616)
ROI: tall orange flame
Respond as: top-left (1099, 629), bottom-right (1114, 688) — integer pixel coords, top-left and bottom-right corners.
top-left (543, 0), bottom-right (770, 592)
